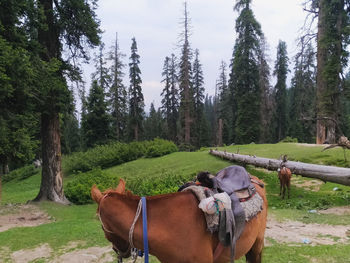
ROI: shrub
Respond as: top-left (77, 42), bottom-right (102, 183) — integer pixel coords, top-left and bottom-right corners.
top-left (279, 136), bottom-right (298, 143)
top-left (65, 169), bottom-right (193, 205)
top-left (145, 139), bottom-right (178, 158)
top-left (62, 139), bottom-right (177, 176)
top-left (65, 168), bottom-right (120, 205)
top-left (2, 165), bottom-right (39, 183)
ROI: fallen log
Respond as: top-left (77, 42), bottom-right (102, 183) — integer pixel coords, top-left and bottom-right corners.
top-left (209, 149), bottom-right (350, 186)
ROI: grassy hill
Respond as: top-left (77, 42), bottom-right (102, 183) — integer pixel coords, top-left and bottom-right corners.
top-left (1, 143), bottom-right (350, 262)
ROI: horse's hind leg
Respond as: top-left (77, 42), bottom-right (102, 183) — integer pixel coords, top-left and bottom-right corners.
top-left (245, 244), bottom-right (262, 263)
top-left (245, 235), bottom-right (264, 263)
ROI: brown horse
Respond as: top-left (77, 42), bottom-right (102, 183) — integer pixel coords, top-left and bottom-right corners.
top-left (91, 177), bottom-right (267, 263)
top-left (278, 166), bottom-right (292, 199)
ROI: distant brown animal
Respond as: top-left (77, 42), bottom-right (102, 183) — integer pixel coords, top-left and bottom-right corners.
top-left (91, 177), bottom-right (268, 263)
top-left (278, 166), bottom-right (292, 199)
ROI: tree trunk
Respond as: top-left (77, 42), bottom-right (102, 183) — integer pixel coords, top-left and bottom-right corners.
top-left (33, 112), bottom-right (69, 204)
top-left (217, 118), bottom-right (223, 146)
top-left (316, 0), bottom-right (342, 144)
top-left (134, 125), bottom-right (139, 141)
top-left (209, 150), bottom-right (350, 186)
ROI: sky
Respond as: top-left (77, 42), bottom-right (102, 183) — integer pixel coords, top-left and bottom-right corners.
top-left (82, 0), bottom-right (308, 111)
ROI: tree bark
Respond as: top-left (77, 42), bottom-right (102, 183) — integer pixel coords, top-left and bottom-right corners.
top-left (32, 0), bottom-right (69, 204)
top-left (209, 150), bottom-right (350, 186)
top-left (33, 112), bottom-right (69, 204)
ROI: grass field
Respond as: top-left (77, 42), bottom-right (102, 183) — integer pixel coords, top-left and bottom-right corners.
top-left (1, 143), bottom-right (350, 262)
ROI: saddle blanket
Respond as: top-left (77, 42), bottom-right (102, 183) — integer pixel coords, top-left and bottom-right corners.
top-left (183, 185), bottom-right (263, 232)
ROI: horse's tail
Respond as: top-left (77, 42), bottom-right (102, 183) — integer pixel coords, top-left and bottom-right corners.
top-left (91, 185), bottom-right (103, 204)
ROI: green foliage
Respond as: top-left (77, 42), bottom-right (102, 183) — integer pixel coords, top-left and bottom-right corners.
top-left (230, 1), bottom-right (263, 144)
top-left (279, 136), bottom-right (298, 143)
top-left (145, 138), bottom-right (178, 157)
top-left (62, 139), bottom-right (178, 175)
top-left (2, 165), bottom-right (39, 183)
top-left (65, 168), bottom-right (120, 205)
top-left (272, 40), bottom-right (289, 142)
top-left (128, 37), bottom-right (144, 141)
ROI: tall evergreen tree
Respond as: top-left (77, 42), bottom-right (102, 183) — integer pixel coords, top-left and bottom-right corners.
top-left (289, 43), bottom-right (316, 142)
top-left (192, 49), bottom-right (205, 147)
top-left (128, 37), bottom-right (144, 141)
top-left (229, 0), bottom-right (263, 144)
top-left (144, 103), bottom-right (163, 140)
top-left (216, 61), bottom-right (231, 145)
top-left (272, 40), bottom-right (289, 142)
top-left (178, 2), bottom-right (193, 145)
top-left (32, 0), bottom-right (100, 204)
top-left (92, 43), bottom-right (110, 94)
top-left (258, 37), bottom-right (273, 143)
top-left (203, 94), bottom-right (216, 146)
top-left (0, 1), bottom-right (39, 174)
top-left (161, 55), bottom-right (180, 142)
top-left (85, 80), bottom-right (110, 147)
top-left (109, 33), bottom-right (127, 141)
top-left (305, 0), bottom-right (350, 143)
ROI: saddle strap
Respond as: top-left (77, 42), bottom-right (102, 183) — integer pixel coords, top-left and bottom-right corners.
top-left (213, 242), bottom-right (225, 262)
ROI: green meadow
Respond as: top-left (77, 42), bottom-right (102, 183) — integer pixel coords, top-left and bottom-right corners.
top-left (1, 143), bottom-right (350, 262)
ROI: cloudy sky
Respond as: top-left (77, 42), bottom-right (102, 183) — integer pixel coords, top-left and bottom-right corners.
top-left (82, 0), bottom-right (308, 111)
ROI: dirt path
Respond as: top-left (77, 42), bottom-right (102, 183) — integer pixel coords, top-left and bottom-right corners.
top-left (0, 204), bottom-right (51, 232)
top-left (265, 215), bottom-right (350, 246)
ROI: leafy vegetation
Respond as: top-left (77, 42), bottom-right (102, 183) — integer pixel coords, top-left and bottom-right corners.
top-left (62, 139), bottom-right (178, 175)
top-left (2, 165), bottom-right (39, 183)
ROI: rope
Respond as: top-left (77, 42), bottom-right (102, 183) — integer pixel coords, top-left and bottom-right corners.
top-left (129, 198), bottom-right (143, 248)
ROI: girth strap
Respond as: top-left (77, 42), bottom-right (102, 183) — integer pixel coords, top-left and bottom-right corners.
top-left (141, 197), bottom-right (149, 263)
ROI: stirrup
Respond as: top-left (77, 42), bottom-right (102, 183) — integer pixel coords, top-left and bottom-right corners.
top-left (131, 248), bottom-right (138, 262)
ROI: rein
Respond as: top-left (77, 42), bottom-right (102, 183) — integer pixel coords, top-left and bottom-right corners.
top-left (98, 193), bottom-right (149, 263)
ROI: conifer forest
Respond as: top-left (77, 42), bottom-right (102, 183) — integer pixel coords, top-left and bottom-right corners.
top-left (2, 0), bottom-right (350, 199)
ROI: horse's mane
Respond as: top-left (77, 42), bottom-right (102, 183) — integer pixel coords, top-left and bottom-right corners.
top-left (103, 188), bottom-right (191, 201)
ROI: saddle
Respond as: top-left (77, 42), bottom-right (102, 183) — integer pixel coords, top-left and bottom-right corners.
top-left (181, 165), bottom-right (264, 263)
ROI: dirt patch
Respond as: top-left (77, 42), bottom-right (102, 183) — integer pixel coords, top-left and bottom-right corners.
top-left (291, 177), bottom-right (324, 192)
top-left (11, 244), bottom-right (52, 263)
top-left (0, 204), bottom-right (52, 232)
top-left (265, 216), bottom-right (350, 246)
top-left (53, 246), bottom-right (114, 263)
top-left (318, 206), bottom-right (350, 215)
top-left (297, 143), bottom-right (327, 147)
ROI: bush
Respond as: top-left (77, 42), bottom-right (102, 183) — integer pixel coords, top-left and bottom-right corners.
top-left (65, 168), bottom-right (193, 205)
top-left (145, 139), bottom-right (178, 158)
top-left (279, 136), bottom-right (298, 143)
top-left (65, 168), bottom-right (120, 205)
top-left (2, 165), bottom-right (39, 183)
top-left (62, 139), bottom-right (178, 176)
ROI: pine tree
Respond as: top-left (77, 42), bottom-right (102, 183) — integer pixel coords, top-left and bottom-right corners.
top-left (178, 2), bottom-right (193, 146)
top-left (128, 37), bottom-right (144, 141)
top-left (144, 103), bottom-right (163, 140)
top-left (161, 55), bottom-right (179, 142)
top-left (0, 4), bottom-right (39, 174)
top-left (85, 80), bottom-right (110, 147)
top-left (289, 43), bottom-right (316, 142)
top-left (272, 40), bottom-right (289, 142)
top-left (192, 49), bottom-right (205, 147)
top-left (304, 0), bottom-right (350, 143)
top-left (92, 43), bottom-right (110, 94)
top-left (229, 0), bottom-right (263, 144)
top-left (203, 94), bottom-right (216, 146)
top-left (258, 37), bottom-right (272, 143)
top-left (216, 61), bottom-right (231, 145)
top-left (32, 0), bottom-right (100, 204)
top-left (108, 33), bottom-right (127, 141)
